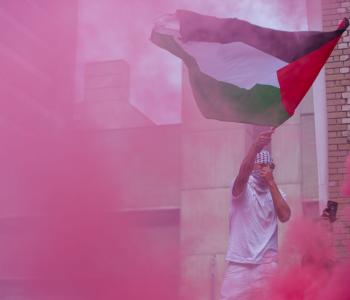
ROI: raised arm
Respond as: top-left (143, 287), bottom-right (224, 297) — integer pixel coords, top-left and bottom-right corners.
top-left (232, 130), bottom-right (273, 197)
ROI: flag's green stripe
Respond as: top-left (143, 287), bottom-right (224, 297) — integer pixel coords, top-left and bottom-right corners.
top-left (151, 30), bottom-right (290, 126)
top-left (189, 68), bottom-right (290, 126)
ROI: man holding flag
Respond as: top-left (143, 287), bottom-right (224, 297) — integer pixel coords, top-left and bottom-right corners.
top-left (221, 128), bottom-right (290, 299)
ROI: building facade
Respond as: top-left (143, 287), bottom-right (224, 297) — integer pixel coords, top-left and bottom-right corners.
top-left (322, 0), bottom-right (350, 260)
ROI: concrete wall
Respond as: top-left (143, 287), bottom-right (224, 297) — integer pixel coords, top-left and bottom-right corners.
top-left (77, 59), bottom-right (182, 211)
top-left (77, 60), bottom-right (154, 130)
top-left (180, 66), bottom-right (248, 300)
top-left (78, 60), bottom-right (182, 299)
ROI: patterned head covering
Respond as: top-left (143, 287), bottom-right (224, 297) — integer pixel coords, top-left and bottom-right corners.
top-left (254, 150), bottom-right (273, 165)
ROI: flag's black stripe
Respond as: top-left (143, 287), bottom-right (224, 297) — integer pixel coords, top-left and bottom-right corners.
top-left (177, 10), bottom-right (348, 63)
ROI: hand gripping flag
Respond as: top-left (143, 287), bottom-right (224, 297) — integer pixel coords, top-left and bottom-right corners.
top-left (151, 10), bottom-right (349, 126)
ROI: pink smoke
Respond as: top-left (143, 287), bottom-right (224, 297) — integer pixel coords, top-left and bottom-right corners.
top-left (341, 155), bottom-right (350, 196)
top-left (258, 152), bottom-right (350, 300)
top-left (242, 217), bottom-right (350, 300)
top-left (0, 1), bottom-right (333, 299)
top-left (0, 1), bottom-right (180, 298)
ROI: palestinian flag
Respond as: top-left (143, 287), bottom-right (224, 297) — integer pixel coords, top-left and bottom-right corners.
top-left (151, 10), bottom-right (349, 126)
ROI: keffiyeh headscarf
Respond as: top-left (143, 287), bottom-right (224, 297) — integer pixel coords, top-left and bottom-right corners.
top-left (254, 150), bottom-right (273, 165)
top-left (250, 150), bottom-right (273, 195)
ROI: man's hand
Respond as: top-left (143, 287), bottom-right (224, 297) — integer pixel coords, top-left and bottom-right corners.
top-left (260, 165), bottom-right (275, 186)
top-left (232, 128), bottom-right (275, 198)
top-left (253, 129), bottom-right (274, 152)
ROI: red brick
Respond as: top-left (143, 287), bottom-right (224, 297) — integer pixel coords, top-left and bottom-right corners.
top-left (328, 124), bottom-right (348, 131)
top-left (341, 117), bottom-right (350, 123)
top-left (324, 1), bottom-right (342, 6)
top-left (324, 14), bottom-right (343, 21)
top-left (326, 68), bottom-right (339, 75)
top-left (326, 93), bottom-right (344, 100)
top-left (324, 26), bottom-right (334, 31)
top-left (336, 198), bottom-right (350, 203)
top-left (339, 143), bottom-right (350, 150)
top-left (328, 118), bottom-right (337, 125)
top-left (339, 66), bottom-right (350, 72)
top-left (339, 131), bottom-right (349, 137)
top-left (329, 173), bottom-right (344, 180)
top-left (330, 192), bottom-right (340, 198)
top-left (333, 80), bottom-right (346, 86)
top-left (328, 105), bottom-right (337, 112)
top-left (341, 79), bottom-right (350, 85)
top-left (329, 180), bottom-right (339, 187)
top-left (329, 155), bottom-right (342, 162)
top-left (328, 99), bottom-right (346, 105)
top-left (329, 161), bottom-right (348, 168)
top-left (329, 185), bottom-right (341, 192)
top-left (329, 86), bottom-right (346, 93)
top-left (338, 167), bottom-right (347, 174)
top-left (337, 210), bottom-right (350, 217)
top-left (329, 168), bottom-right (339, 174)
top-left (328, 150), bottom-right (347, 157)
top-left (336, 92), bottom-right (344, 98)
top-left (332, 50), bottom-right (344, 56)
top-left (323, 8), bottom-right (338, 14)
top-left (326, 80), bottom-right (336, 87)
top-left (322, 2), bottom-right (342, 9)
top-left (326, 61), bottom-right (344, 68)
top-left (326, 74), bottom-right (346, 81)
top-left (329, 137), bottom-right (348, 144)
top-left (337, 118), bottom-right (346, 124)
top-left (328, 111), bottom-right (347, 118)
top-left (327, 92), bottom-right (336, 99)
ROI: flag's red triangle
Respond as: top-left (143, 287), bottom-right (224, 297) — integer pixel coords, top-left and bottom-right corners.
top-left (277, 35), bottom-right (341, 116)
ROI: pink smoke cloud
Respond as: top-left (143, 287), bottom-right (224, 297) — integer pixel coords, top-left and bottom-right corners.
top-left (0, 1), bottom-right (329, 299)
top-left (341, 155), bottom-right (350, 196)
top-left (260, 151), bottom-right (350, 300)
top-left (78, 0), bottom-right (308, 124)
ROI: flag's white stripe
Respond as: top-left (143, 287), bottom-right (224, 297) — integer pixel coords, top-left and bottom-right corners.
top-left (180, 41), bottom-right (287, 89)
top-left (155, 14), bottom-right (288, 90)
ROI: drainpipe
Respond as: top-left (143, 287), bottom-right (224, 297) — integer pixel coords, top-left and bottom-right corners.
top-left (306, 0), bottom-right (329, 212)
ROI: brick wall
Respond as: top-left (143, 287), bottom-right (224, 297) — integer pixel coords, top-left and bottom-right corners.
top-left (322, 0), bottom-right (350, 260)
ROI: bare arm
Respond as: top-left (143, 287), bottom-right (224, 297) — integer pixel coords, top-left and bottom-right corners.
top-left (232, 130), bottom-right (273, 197)
top-left (261, 168), bottom-right (291, 222)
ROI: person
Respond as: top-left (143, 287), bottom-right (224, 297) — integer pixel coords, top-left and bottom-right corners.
top-left (220, 129), bottom-right (291, 300)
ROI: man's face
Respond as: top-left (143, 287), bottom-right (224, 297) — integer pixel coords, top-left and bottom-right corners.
top-left (252, 163), bottom-right (275, 184)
